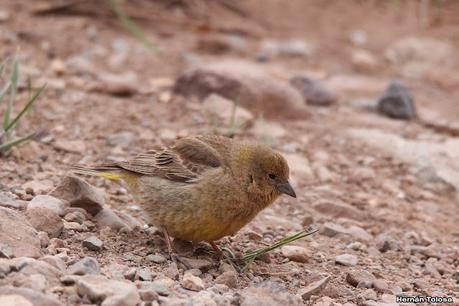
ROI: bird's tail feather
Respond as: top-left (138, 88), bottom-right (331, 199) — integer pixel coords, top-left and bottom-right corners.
top-left (69, 165), bottom-right (123, 181)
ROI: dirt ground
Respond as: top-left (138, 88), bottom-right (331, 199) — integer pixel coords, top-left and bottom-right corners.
top-left (0, 1), bottom-right (458, 306)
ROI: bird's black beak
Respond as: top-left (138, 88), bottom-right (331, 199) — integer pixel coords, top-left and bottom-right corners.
top-left (277, 181), bottom-right (296, 198)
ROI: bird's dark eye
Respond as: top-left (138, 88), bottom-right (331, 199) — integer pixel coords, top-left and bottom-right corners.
top-left (268, 173), bottom-right (276, 180)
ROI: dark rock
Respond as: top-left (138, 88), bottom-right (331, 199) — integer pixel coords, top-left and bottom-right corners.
top-left (377, 80), bottom-right (416, 119)
top-left (290, 76), bottom-right (337, 106)
top-left (50, 176), bottom-right (104, 216)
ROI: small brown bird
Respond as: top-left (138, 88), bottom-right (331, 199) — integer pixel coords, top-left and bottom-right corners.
top-left (72, 135), bottom-right (296, 253)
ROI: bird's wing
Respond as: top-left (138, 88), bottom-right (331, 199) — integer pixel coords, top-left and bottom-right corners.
top-left (115, 137), bottom-right (224, 183)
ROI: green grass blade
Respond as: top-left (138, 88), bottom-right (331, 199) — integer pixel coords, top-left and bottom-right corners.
top-left (0, 131), bottom-right (37, 153)
top-left (108, 0), bottom-right (158, 52)
top-left (0, 58), bottom-right (6, 78)
top-left (3, 83), bottom-right (46, 134)
top-left (3, 55), bottom-right (19, 132)
top-left (241, 227), bottom-right (318, 271)
top-left (0, 81), bottom-right (11, 105)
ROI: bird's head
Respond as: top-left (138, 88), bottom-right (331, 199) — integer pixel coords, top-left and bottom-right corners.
top-left (239, 145), bottom-right (296, 202)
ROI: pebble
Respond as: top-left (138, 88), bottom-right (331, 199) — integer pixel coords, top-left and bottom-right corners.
top-left (147, 253), bottom-right (167, 264)
top-left (202, 93), bottom-right (254, 127)
top-left (377, 80), bottom-right (416, 120)
top-left (53, 140), bottom-right (86, 154)
top-left (95, 208), bottom-right (131, 232)
top-left (136, 268), bottom-right (155, 281)
top-left (82, 236), bottom-right (103, 251)
top-left (0, 207), bottom-right (42, 258)
top-left (50, 176), bottom-right (105, 216)
top-left (359, 288), bottom-right (377, 301)
top-left (313, 201), bottom-right (364, 220)
top-left (63, 221), bottom-right (84, 232)
top-left (63, 211), bottom-right (86, 224)
top-left (27, 195), bottom-right (67, 216)
top-left (0, 192), bottom-right (27, 209)
top-left (240, 281), bottom-right (302, 306)
top-left (142, 278), bottom-right (175, 296)
top-left (375, 234), bottom-right (400, 252)
top-left (299, 276), bottom-right (330, 300)
top-left (139, 288), bottom-right (159, 302)
top-left (290, 76), bottom-right (337, 106)
top-left (22, 180), bottom-right (54, 195)
top-left (68, 257), bottom-right (100, 275)
top-left (173, 60), bottom-right (310, 120)
top-left (39, 255), bottom-right (67, 271)
top-left (335, 254), bottom-right (359, 266)
top-left (164, 262), bottom-right (180, 280)
top-left (372, 279), bottom-right (389, 293)
top-left (95, 72), bottom-right (139, 97)
top-left (351, 49), bottom-right (378, 72)
top-left (107, 131), bottom-right (136, 147)
top-left (178, 257), bottom-right (213, 272)
top-left (281, 245), bottom-right (309, 263)
top-left (215, 271), bottom-right (238, 288)
top-left (0, 286), bottom-right (62, 306)
top-left (181, 272), bottom-right (205, 291)
top-left (26, 207), bottom-right (63, 238)
top-left (346, 270), bottom-right (375, 288)
top-left (0, 295), bottom-right (34, 306)
top-left (76, 275), bottom-right (140, 306)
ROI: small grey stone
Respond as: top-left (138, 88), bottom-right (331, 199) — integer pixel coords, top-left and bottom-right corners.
top-left (377, 80), bottom-right (416, 120)
top-left (290, 76), bottom-right (337, 106)
top-left (82, 236), bottom-right (103, 251)
top-left (68, 257), bottom-right (100, 275)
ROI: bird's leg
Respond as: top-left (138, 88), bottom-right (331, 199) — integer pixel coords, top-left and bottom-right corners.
top-left (208, 241), bottom-right (222, 254)
top-left (162, 228), bottom-right (173, 255)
